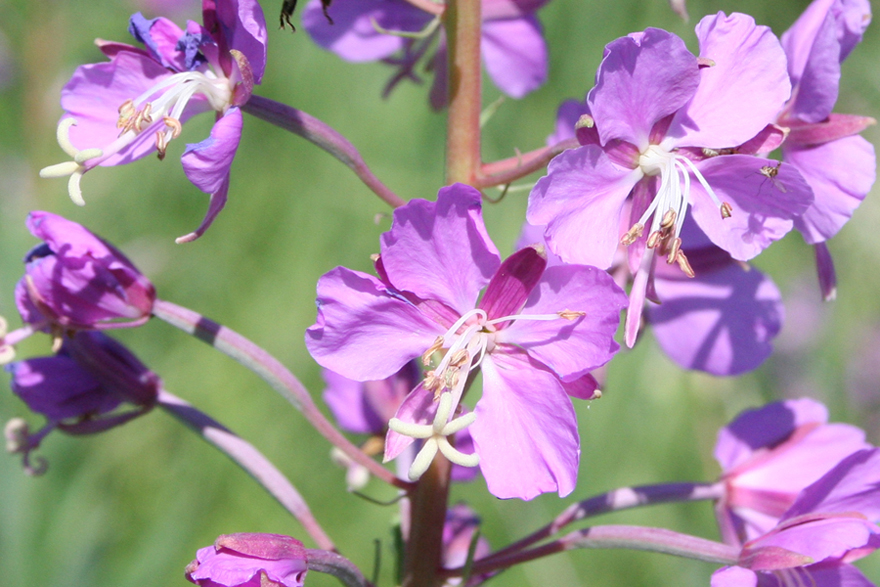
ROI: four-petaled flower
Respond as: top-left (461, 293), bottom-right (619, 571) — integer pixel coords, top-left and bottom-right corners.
top-left (306, 183), bottom-right (626, 500)
top-left (527, 12), bottom-right (816, 346)
top-left (39, 0), bottom-right (267, 242)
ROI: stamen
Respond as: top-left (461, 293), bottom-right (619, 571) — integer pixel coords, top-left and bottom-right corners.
top-left (558, 310), bottom-right (586, 320)
top-left (422, 336), bottom-right (444, 366)
top-left (659, 209), bottom-right (676, 229)
top-left (675, 251), bottom-right (695, 278)
top-left (720, 202), bottom-right (733, 218)
top-left (666, 237), bottom-right (681, 264)
top-left (156, 132), bottom-right (168, 160)
top-left (621, 223), bottom-right (644, 246)
top-left (646, 230), bottom-right (662, 249)
top-left (164, 116), bottom-right (182, 139)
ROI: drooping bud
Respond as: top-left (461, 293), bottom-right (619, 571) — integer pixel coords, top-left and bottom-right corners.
top-left (186, 533), bottom-right (308, 587)
top-left (16, 211), bottom-right (155, 332)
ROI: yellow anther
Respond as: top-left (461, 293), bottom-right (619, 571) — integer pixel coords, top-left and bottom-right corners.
top-left (422, 336), bottom-right (444, 366)
top-left (620, 223), bottom-right (644, 246)
top-left (720, 202), bottom-right (733, 219)
top-left (666, 237), bottom-right (682, 264)
top-left (675, 251), bottom-right (695, 278)
top-left (558, 310), bottom-right (586, 320)
top-left (646, 230), bottom-right (662, 249)
top-left (660, 209), bottom-right (677, 230)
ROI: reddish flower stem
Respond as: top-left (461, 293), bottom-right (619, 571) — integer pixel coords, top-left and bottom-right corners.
top-left (445, 525), bottom-right (740, 577)
top-left (157, 389), bottom-right (336, 551)
top-left (482, 482), bottom-right (723, 565)
top-left (152, 299), bottom-right (414, 491)
top-left (475, 138), bottom-right (578, 188)
top-left (444, 0), bottom-right (482, 186)
top-left (242, 95), bottom-right (406, 208)
top-left (306, 549), bottom-right (373, 587)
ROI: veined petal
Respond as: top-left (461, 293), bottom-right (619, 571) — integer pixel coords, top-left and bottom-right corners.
top-left (303, 0), bottom-right (432, 62)
top-left (498, 264), bottom-right (626, 380)
top-left (474, 349), bottom-right (579, 500)
top-left (305, 267), bottom-right (444, 381)
top-left (589, 28), bottom-right (699, 150)
top-left (649, 258), bottom-right (783, 376)
top-left (784, 4), bottom-right (841, 123)
top-left (380, 184), bottom-right (500, 316)
top-left (745, 515), bottom-right (878, 568)
top-left (479, 246), bottom-right (546, 323)
top-left (669, 13), bottom-right (791, 148)
top-left (786, 136), bottom-right (876, 243)
top-left (182, 106), bottom-right (242, 195)
top-left (527, 145), bottom-right (642, 268)
top-left (481, 15), bottom-right (547, 99)
top-left (689, 155), bottom-right (814, 261)
top-left (128, 13), bottom-right (189, 71)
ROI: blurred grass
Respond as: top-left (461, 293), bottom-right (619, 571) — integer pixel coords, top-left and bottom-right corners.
top-left (0, 0), bottom-right (879, 586)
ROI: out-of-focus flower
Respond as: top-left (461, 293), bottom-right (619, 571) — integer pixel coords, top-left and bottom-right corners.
top-left (711, 448), bottom-right (880, 587)
top-left (303, 0), bottom-right (550, 109)
top-left (775, 0), bottom-right (875, 300)
top-left (528, 13), bottom-right (814, 346)
top-left (186, 533), bottom-right (308, 587)
top-left (714, 398), bottom-right (871, 545)
top-left (5, 331), bottom-right (160, 475)
top-left (306, 183), bottom-right (625, 500)
top-left (15, 211), bottom-right (155, 334)
top-left (442, 503), bottom-right (492, 587)
top-left (39, 0), bottom-right (267, 242)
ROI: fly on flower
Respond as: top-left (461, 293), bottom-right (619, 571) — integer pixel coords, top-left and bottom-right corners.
top-left (757, 161), bottom-right (786, 193)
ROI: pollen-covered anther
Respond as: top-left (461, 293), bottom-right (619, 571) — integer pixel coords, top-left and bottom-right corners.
top-left (659, 209), bottom-right (676, 230)
top-left (575, 113), bottom-right (595, 130)
top-left (666, 237), bottom-right (682, 264)
top-left (675, 251), bottom-right (695, 278)
top-left (422, 336), bottom-right (444, 366)
top-left (720, 202), bottom-right (733, 219)
top-left (557, 309), bottom-right (586, 320)
top-left (646, 230), bottom-right (662, 249)
top-left (134, 103), bottom-right (153, 132)
top-left (117, 99), bottom-right (136, 129)
top-left (621, 223), bottom-right (644, 246)
top-left (164, 116), bottom-right (183, 139)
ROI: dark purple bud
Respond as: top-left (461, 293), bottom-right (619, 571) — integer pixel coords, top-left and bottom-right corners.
top-left (479, 246), bottom-right (547, 324)
top-left (186, 533), bottom-right (308, 587)
top-left (16, 211), bottom-right (155, 331)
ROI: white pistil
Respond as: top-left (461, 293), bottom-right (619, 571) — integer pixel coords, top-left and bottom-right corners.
top-left (0, 315), bottom-right (14, 365)
top-left (388, 392), bottom-right (479, 481)
top-left (40, 69), bottom-right (233, 205)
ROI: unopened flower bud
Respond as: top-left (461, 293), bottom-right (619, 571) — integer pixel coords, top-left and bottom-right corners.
top-left (186, 533), bottom-right (308, 587)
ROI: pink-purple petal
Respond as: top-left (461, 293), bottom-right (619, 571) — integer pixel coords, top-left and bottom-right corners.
top-left (747, 516), bottom-right (878, 567)
top-left (498, 264), bottom-right (626, 380)
top-left (305, 267), bottom-right (444, 381)
top-left (380, 184), bottom-right (500, 316)
top-left (214, 0), bottom-right (268, 83)
top-left (303, 0), bottom-right (432, 62)
top-left (669, 13), bottom-right (791, 148)
top-left (711, 566), bottom-right (758, 587)
top-left (481, 15), bottom-right (547, 99)
top-left (182, 107), bottom-right (242, 194)
top-left (384, 381), bottom-right (434, 461)
top-left (784, 449), bottom-right (880, 522)
top-left (689, 155), bottom-right (814, 261)
top-left (527, 145), bottom-right (642, 268)
top-left (589, 28), bottom-right (699, 149)
top-left (648, 259), bottom-right (783, 376)
top-left (474, 349), bottom-right (579, 499)
top-left (786, 136), bottom-right (876, 243)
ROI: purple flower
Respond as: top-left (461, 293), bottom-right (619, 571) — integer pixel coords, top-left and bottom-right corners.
top-left (776, 0), bottom-right (875, 300)
top-left (714, 398), bottom-right (870, 546)
top-left (442, 503), bottom-right (492, 586)
top-left (5, 331), bottom-right (160, 475)
top-left (15, 211), bottom-right (155, 333)
top-left (306, 183), bottom-right (626, 500)
top-left (186, 533), bottom-right (308, 587)
top-left (302, 0), bottom-right (549, 109)
top-left (711, 448), bottom-right (880, 587)
top-left (39, 0), bottom-right (267, 243)
top-left (527, 13), bottom-right (815, 345)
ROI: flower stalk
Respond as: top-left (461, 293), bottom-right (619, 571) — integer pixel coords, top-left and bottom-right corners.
top-left (151, 299), bottom-right (413, 491)
top-left (242, 95), bottom-right (405, 208)
top-left (157, 389), bottom-right (336, 551)
top-left (444, 0), bottom-right (482, 185)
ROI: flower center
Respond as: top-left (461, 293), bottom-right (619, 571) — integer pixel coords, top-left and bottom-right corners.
top-left (620, 145), bottom-right (732, 276)
top-left (39, 68), bottom-right (234, 205)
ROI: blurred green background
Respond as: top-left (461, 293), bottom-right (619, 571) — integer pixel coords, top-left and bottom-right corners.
top-left (0, 0), bottom-right (879, 585)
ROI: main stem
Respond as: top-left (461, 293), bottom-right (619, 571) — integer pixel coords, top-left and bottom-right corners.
top-left (401, 2), bottom-right (483, 586)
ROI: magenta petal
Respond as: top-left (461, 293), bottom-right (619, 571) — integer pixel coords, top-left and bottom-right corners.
top-left (527, 145), bottom-right (642, 268)
top-left (785, 449), bottom-right (880, 522)
top-left (474, 349), bottom-right (579, 499)
top-left (305, 267), bottom-right (443, 381)
top-left (689, 155), bottom-right (814, 261)
top-left (814, 242), bottom-right (838, 301)
top-left (670, 13), bottom-right (790, 148)
top-left (128, 13), bottom-right (189, 71)
top-left (785, 4), bottom-right (841, 123)
top-left (303, 0), bottom-right (432, 62)
top-left (384, 382), bottom-right (434, 461)
top-left (804, 562), bottom-right (878, 587)
top-left (321, 369), bottom-right (385, 435)
top-left (61, 52), bottom-right (175, 165)
top-left (478, 246), bottom-right (546, 323)
top-left (786, 136), bottom-right (876, 243)
top-left (711, 566), bottom-right (758, 587)
top-left (481, 15), bottom-right (547, 99)
top-left (215, 0), bottom-right (268, 83)
top-left (560, 372), bottom-right (600, 399)
top-left (548, 98), bottom-right (590, 145)
top-left (589, 28), bottom-right (699, 149)
top-left (649, 260), bottom-right (783, 376)
top-left (748, 516), bottom-right (877, 566)
top-left (499, 264), bottom-right (626, 380)
top-left (380, 184), bottom-right (500, 316)
top-left (182, 107), bottom-right (242, 195)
